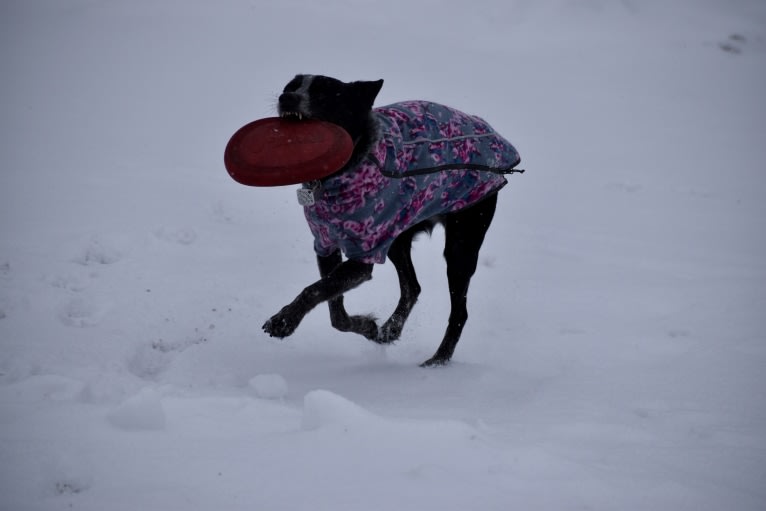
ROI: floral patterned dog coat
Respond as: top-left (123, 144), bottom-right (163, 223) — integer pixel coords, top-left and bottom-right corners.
top-left (302, 101), bottom-right (522, 264)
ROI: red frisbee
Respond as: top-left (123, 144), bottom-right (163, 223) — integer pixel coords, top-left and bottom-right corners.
top-left (224, 117), bottom-right (353, 187)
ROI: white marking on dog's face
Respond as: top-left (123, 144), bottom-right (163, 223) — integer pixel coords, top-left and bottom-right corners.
top-left (294, 74), bottom-right (314, 97)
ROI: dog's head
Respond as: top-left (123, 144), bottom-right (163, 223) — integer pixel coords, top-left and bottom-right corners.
top-left (278, 74), bottom-right (384, 143)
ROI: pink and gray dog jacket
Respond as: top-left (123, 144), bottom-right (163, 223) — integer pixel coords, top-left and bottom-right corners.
top-left (303, 101), bottom-right (522, 264)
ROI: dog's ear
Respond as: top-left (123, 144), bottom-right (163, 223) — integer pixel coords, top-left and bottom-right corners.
top-left (351, 79), bottom-right (384, 110)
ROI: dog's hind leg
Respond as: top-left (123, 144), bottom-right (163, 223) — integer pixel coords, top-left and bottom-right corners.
top-left (316, 251), bottom-right (379, 341)
top-left (378, 226), bottom-right (423, 343)
top-left (421, 193), bottom-right (498, 367)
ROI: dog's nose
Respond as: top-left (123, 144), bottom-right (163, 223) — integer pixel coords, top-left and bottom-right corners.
top-left (278, 92), bottom-right (301, 112)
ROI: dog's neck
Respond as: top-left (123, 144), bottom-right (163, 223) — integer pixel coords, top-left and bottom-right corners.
top-left (330, 112), bottom-right (381, 178)
top-left (299, 112), bottom-right (380, 192)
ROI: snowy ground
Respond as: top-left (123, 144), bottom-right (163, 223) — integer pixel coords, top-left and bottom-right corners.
top-left (1, 0), bottom-right (765, 509)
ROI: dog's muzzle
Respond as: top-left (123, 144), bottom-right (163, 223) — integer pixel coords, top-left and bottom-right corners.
top-left (278, 92), bottom-right (307, 120)
top-left (280, 111), bottom-right (305, 120)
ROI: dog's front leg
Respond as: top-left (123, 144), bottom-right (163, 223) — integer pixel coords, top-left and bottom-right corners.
top-left (317, 252), bottom-right (379, 340)
top-left (262, 259), bottom-right (374, 339)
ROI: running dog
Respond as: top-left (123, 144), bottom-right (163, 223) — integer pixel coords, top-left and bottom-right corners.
top-left (262, 74), bottom-right (522, 366)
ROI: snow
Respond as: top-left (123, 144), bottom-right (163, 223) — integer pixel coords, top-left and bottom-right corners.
top-left (1, 0), bottom-right (765, 509)
top-left (249, 373), bottom-right (289, 400)
top-left (106, 387), bottom-right (167, 431)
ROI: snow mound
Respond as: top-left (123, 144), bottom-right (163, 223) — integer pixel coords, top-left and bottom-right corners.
top-left (248, 373), bottom-right (288, 400)
top-left (301, 389), bottom-right (478, 442)
top-left (301, 389), bottom-right (377, 431)
top-left (106, 388), bottom-right (166, 431)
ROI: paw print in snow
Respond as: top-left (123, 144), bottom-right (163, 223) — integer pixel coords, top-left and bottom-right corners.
top-left (73, 237), bottom-right (122, 266)
top-left (719, 34), bottom-right (747, 55)
top-left (58, 297), bottom-right (107, 327)
top-left (154, 227), bottom-right (197, 245)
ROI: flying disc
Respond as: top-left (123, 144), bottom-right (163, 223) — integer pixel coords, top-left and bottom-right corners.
top-left (224, 117), bottom-right (353, 186)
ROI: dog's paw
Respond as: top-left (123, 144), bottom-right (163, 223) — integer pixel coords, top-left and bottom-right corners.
top-left (347, 314), bottom-right (378, 341)
top-left (377, 319), bottom-right (402, 344)
top-left (262, 309), bottom-right (300, 338)
top-left (419, 355), bottom-right (451, 368)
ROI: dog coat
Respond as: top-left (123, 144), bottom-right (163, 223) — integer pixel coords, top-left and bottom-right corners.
top-left (302, 101), bottom-right (521, 264)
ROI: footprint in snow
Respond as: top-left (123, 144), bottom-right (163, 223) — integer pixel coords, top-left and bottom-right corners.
top-left (154, 226), bottom-right (197, 245)
top-left (57, 296), bottom-right (108, 328)
top-left (48, 273), bottom-right (89, 293)
top-left (716, 33), bottom-right (766, 55)
top-left (127, 331), bottom-right (210, 380)
top-left (72, 237), bottom-right (122, 266)
top-left (719, 33), bottom-right (747, 55)
top-left (43, 455), bottom-right (94, 498)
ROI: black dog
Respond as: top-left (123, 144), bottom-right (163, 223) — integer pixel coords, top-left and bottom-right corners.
top-left (262, 75), bottom-right (521, 366)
